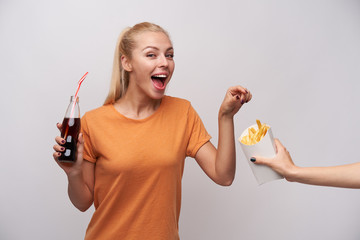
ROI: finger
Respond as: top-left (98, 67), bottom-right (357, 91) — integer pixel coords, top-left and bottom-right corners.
top-left (227, 91), bottom-right (242, 103)
top-left (76, 133), bottom-right (84, 162)
top-left (229, 86), bottom-right (247, 97)
top-left (230, 87), bottom-right (251, 104)
top-left (274, 138), bottom-right (286, 153)
top-left (238, 93), bottom-right (246, 104)
top-left (53, 151), bottom-right (61, 161)
top-left (274, 138), bottom-right (282, 146)
top-left (227, 90), bottom-right (241, 101)
top-left (53, 144), bottom-right (65, 153)
top-left (250, 156), bottom-right (272, 166)
top-left (55, 136), bottom-right (66, 145)
top-left (239, 91), bottom-right (252, 105)
top-left (55, 145), bottom-right (65, 153)
top-left (245, 92), bottom-right (252, 103)
top-left (57, 122), bottom-right (63, 131)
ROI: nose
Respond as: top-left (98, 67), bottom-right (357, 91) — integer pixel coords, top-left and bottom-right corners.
top-left (158, 54), bottom-right (169, 68)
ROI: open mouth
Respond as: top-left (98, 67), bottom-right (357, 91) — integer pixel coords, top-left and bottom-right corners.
top-left (151, 74), bottom-right (167, 89)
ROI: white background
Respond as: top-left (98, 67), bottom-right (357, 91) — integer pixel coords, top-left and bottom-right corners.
top-left (1, 0), bottom-right (360, 239)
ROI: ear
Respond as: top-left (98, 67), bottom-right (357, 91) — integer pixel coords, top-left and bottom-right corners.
top-left (121, 55), bottom-right (132, 72)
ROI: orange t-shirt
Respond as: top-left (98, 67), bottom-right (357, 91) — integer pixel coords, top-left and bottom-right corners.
top-left (81, 96), bottom-right (211, 240)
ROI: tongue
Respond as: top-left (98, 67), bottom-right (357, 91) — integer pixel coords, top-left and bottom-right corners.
top-left (152, 78), bottom-right (164, 88)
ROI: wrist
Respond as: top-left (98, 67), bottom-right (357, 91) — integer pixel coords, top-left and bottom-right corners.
top-left (218, 111), bottom-right (234, 120)
top-left (284, 166), bottom-right (302, 182)
top-left (67, 169), bottom-right (83, 181)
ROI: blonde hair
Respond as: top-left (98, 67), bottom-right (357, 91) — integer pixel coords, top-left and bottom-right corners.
top-left (104, 22), bottom-right (170, 105)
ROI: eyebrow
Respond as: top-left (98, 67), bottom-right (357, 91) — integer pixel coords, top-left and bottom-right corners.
top-left (142, 46), bottom-right (174, 52)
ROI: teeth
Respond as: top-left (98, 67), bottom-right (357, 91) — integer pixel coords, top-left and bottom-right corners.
top-left (153, 74), bottom-right (167, 78)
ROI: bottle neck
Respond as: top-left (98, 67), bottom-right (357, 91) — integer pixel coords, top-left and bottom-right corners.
top-left (70, 96), bottom-right (79, 103)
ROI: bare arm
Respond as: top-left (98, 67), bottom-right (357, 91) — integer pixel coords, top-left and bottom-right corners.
top-left (290, 163), bottom-right (360, 188)
top-left (195, 86), bottom-right (252, 186)
top-left (53, 123), bottom-right (95, 211)
top-left (253, 139), bottom-right (360, 188)
top-left (66, 159), bottom-right (95, 211)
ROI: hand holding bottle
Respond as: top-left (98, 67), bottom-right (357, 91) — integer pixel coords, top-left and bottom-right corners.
top-left (53, 95), bottom-right (83, 175)
top-left (53, 122), bottom-right (85, 175)
top-left (58, 96), bottom-right (81, 162)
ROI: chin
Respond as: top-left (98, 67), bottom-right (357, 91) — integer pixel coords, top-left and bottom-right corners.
top-left (150, 91), bottom-right (166, 100)
top-left (149, 85), bottom-right (168, 99)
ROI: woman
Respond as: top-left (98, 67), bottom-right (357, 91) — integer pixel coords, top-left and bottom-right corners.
top-left (251, 139), bottom-right (360, 188)
top-left (53, 22), bottom-right (252, 239)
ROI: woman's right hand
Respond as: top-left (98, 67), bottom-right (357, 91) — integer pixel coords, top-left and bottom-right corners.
top-left (53, 122), bottom-right (84, 175)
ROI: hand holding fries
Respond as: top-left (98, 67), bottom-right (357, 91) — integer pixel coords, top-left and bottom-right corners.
top-left (251, 139), bottom-right (294, 179)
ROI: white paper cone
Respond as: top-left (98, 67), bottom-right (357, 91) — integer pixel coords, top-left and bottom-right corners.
top-left (239, 124), bottom-right (283, 185)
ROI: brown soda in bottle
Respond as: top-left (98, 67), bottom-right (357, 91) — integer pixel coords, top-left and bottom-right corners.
top-left (58, 96), bottom-right (81, 162)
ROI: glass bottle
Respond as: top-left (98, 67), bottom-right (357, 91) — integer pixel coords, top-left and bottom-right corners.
top-left (58, 96), bottom-right (81, 162)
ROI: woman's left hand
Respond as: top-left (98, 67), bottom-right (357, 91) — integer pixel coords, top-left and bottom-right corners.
top-left (219, 86), bottom-right (252, 117)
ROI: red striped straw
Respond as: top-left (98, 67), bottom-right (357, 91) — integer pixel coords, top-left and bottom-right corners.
top-left (70, 72), bottom-right (88, 118)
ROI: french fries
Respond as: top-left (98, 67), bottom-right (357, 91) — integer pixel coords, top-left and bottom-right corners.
top-left (240, 119), bottom-right (270, 145)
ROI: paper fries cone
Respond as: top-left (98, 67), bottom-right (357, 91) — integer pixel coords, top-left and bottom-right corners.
top-left (239, 124), bottom-right (283, 185)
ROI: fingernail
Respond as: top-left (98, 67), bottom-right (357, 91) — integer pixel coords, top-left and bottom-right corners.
top-left (61, 140), bottom-right (65, 144)
top-left (60, 147), bottom-right (65, 151)
top-left (241, 99), bottom-right (245, 104)
top-left (250, 157), bottom-right (256, 162)
top-left (58, 152), bottom-right (61, 156)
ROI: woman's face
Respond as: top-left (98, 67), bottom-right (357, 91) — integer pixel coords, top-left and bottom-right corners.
top-left (125, 31), bottom-right (175, 100)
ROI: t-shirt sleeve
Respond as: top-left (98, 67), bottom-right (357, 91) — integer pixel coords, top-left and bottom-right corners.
top-left (186, 104), bottom-right (211, 158)
top-left (81, 114), bottom-right (97, 163)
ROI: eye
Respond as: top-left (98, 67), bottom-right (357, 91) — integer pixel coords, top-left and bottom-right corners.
top-left (146, 53), bottom-right (156, 58)
top-left (166, 53), bottom-right (174, 59)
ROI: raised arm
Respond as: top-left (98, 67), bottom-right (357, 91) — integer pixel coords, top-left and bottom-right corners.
top-left (252, 139), bottom-right (360, 188)
top-left (53, 123), bottom-right (95, 211)
top-left (195, 86), bottom-right (252, 186)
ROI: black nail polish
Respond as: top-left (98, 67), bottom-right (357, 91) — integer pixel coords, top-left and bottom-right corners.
top-left (61, 140), bottom-right (65, 144)
top-left (250, 157), bottom-right (256, 162)
top-left (61, 147), bottom-right (65, 151)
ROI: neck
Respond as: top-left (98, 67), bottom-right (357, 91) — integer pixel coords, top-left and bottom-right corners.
top-left (114, 92), bottom-right (162, 120)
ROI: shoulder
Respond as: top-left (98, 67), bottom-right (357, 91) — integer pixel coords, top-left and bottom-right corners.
top-left (81, 105), bottom-right (116, 135)
top-left (163, 95), bottom-right (191, 109)
top-left (82, 104), bottom-right (114, 122)
top-left (161, 96), bottom-right (201, 120)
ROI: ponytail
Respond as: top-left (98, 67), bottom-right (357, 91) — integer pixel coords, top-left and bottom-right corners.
top-left (104, 27), bottom-right (131, 105)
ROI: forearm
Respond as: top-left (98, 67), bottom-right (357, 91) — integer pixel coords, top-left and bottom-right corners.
top-left (67, 171), bottom-right (94, 211)
top-left (215, 114), bottom-right (236, 185)
top-left (288, 162), bottom-right (360, 188)
top-left (195, 85), bottom-right (250, 186)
